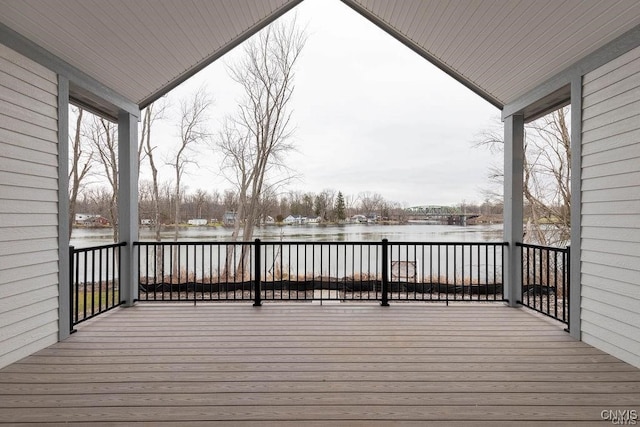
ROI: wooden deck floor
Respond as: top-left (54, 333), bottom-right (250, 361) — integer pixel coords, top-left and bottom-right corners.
top-left (1, 303), bottom-right (639, 425)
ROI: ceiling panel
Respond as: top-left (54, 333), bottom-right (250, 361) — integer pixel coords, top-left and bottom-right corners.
top-left (0, 0), bottom-right (299, 108)
top-left (346, 0), bottom-right (640, 106)
top-left (1, 0), bottom-right (639, 113)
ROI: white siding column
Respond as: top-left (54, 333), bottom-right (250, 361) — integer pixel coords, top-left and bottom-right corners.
top-left (503, 114), bottom-right (524, 307)
top-left (118, 112), bottom-right (139, 306)
top-left (57, 76), bottom-right (70, 339)
top-left (0, 44), bottom-right (60, 368)
top-left (569, 77), bottom-right (582, 339)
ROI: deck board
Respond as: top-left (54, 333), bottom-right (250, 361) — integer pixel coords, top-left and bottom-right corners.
top-left (1, 303), bottom-right (639, 424)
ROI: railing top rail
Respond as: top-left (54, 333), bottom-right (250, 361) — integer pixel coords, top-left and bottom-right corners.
top-left (133, 240), bottom-right (508, 246)
top-left (386, 241), bottom-right (507, 246)
top-left (516, 242), bottom-right (569, 252)
top-left (133, 240), bottom-right (257, 246)
top-left (71, 241), bottom-right (127, 252)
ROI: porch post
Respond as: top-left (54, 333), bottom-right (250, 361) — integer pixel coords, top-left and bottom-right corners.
top-left (57, 76), bottom-right (71, 340)
top-left (503, 113), bottom-right (524, 307)
top-left (118, 111), bottom-right (139, 306)
top-left (569, 77), bottom-right (582, 339)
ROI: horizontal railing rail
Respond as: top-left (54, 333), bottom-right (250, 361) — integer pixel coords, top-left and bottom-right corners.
top-left (134, 240), bottom-right (507, 305)
top-left (517, 242), bottom-right (570, 328)
top-left (70, 242), bottom-right (126, 331)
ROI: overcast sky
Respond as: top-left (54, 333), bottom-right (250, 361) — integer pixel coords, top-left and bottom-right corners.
top-left (149, 0), bottom-right (502, 207)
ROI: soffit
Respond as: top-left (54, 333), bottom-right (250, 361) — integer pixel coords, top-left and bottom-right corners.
top-left (0, 0), bottom-right (299, 110)
top-left (1, 0), bottom-right (639, 113)
top-left (345, 0), bottom-right (640, 107)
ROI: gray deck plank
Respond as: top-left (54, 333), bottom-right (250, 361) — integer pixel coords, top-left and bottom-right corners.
top-left (0, 303), bottom-right (638, 424)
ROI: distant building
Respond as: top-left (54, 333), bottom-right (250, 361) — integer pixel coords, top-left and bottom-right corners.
top-left (263, 216), bottom-right (275, 224)
top-left (140, 219), bottom-right (153, 226)
top-left (365, 213), bottom-right (379, 223)
top-left (187, 219), bottom-right (207, 226)
top-left (74, 214), bottom-right (109, 226)
top-left (350, 214), bottom-right (367, 223)
top-left (283, 215), bottom-right (306, 225)
top-left (74, 213), bottom-right (94, 224)
top-left (223, 212), bottom-right (237, 226)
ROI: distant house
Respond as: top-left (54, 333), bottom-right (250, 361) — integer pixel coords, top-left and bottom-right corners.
top-left (351, 214), bottom-right (367, 223)
top-left (187, 219), bottom-right (207, 226)
top-left (283, 215), bottom-right (305, 225)
top-left (74, 213), bottom-right (94, 224)
top-left (307, 216), bottom-right (322, 224)
top-left (365, 214), bottom-right (379, 223)
top-left (74, 214), bottom-right (109, 226)
top-left (223, 212), bottom-right (237, 226)
top-left (140, 219), bottom-right (153, 226)
top-left (263, 216), bottom-right (275, 225)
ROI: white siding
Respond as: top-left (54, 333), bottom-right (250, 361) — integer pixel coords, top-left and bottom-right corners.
top-left (581, 45), bottom-right (640, 368)
top-left (0, 44), bottom-right (59, 369)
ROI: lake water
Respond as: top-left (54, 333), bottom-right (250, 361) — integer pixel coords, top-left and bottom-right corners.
top-left (71, 224), bottom-right (505, 283)
top-left (70, 223), bottom-right (504, 248)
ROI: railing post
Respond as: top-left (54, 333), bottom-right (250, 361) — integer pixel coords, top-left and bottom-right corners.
top-left (69, 246), bottom-right (76, 334)
top-left (381, 239), bottom-right (389, 306)
top-left (503, 113), bottom-right (524, 307)
top-left (253, 238), bottom-right (262, 307)
top-left (565, 245), bottom-right (571, 333)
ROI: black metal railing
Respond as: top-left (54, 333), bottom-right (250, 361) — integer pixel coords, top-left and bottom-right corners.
top-left (517, 242), bottom-right (570, 327)
top-left (387, 242), bottom-right (505, 302)
top-left (70, 242), bottom-right (126, 330)
top-left (135, 240), bottom-right (507, 305)
top-left (68, 240), bottom-right (570, 328)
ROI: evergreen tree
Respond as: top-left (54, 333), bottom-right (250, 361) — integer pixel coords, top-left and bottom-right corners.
top-left (334, 191), bottom-right (346, 221)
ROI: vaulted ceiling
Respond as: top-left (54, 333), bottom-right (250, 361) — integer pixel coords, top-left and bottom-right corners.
top-left (2, 0), bottom-right (640, 114)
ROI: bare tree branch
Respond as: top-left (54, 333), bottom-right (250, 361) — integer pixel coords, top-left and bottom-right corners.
top-left (474, 107), bottom-right (571, 245)
top-left (167, 87), bottom-right (213, 243)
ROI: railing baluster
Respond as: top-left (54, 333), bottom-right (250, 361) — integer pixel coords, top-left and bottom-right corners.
top-left (98, 248), bottom-right (103, 313)
top-left (381, 239), bottom-right (389, 306)
top-left (82, 250), bottom-right (87, 320)
top-left (254, 239), bottom-right (262, 306)
top-left (69, 246), bottom-right (75, 333)
top-left (566, 246), bottom-right (570, 330)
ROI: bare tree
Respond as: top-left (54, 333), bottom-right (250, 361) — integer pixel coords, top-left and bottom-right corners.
top-left (88, 116), bottom-right (119, 242)
top-left (141, 100), bottom-right (168, 243)
top-left (219, 19), bottom-right (306, 241)
top-left (522, 108), bottom-right (571, 244)
top-left (344, 194), bottom-right (358, 218)
top-left (216, 20), bottom-right (305, 276)
top-left (168, 87), bottom-right (213, 242)
top-left (314, 189), bottom-right (335, 220)
top-left (475, 106), bottom-right (571, 245)
top-left (359, 192), bottom-right (384, 218)
top-left (68, 106), bottom-right (93, 239)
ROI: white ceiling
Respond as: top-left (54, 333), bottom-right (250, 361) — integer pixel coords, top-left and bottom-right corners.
top-left (1, 0), bottom-right (640, 113)
top-left (0, 0), bottom-right (300, 109)
top-left (344, 0), bottom-right (640, 106)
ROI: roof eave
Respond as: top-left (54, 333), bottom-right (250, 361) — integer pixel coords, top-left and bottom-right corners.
top-left (138, 0), bottom-right (304, 109)
top-left (340, 0), bottom-right (504, 110)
